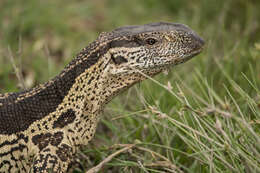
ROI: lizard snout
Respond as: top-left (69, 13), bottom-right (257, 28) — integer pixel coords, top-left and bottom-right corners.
top-left (190, 32), bottom-right (205, 51)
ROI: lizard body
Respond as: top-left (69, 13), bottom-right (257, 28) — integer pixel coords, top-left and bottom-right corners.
top-left (0, 22), bottom-right (204, 172)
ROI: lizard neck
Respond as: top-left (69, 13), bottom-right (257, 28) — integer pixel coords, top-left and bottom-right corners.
top-left (56, 47), bottom-right (155, 147)
top-left (53, 46), bottom-right (144, 146)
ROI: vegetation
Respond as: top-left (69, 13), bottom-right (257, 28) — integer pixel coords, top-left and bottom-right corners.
top-left (0, 0), bottom-right (259, 172)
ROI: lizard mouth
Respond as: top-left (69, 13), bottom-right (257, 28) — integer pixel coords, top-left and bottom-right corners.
top-left (184, 47), bottom-right (203, 59)
top-left (136, 47), bottom-right (203, 72)
top-left (173, 46), bottom-right (204, 65)
top-left (158, 47), bottom-right (203, 67)
top-left (125, 46), bottom-right (204, 76)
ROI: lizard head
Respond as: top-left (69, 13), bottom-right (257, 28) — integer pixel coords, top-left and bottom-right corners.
top-left (104, 22), bottom-right (204, 76)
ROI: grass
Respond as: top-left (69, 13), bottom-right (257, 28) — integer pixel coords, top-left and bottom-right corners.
top-left (0, 0), bottom-right (259, 172)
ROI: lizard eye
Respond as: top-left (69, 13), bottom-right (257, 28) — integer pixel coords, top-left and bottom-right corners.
top-left (146, 38), bottom-right (157, 45)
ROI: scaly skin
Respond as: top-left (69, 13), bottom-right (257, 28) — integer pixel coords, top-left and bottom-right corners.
top-left (0, 22), bottom-right (204, 172)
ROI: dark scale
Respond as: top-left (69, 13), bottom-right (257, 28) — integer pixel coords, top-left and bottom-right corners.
top-left (53, 109), bottom-right (76, 129)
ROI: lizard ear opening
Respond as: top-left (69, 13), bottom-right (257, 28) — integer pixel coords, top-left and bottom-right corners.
top-left (111, 54), bottom-right (128, 65)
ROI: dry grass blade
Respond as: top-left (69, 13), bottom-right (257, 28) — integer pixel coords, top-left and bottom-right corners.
top-left (136, 146), bottom-right (183, 173)
top-left (129, 66), bottom-right (183, 102)
top-left (86, 144), bottom-right (135, 173)
top-left (7, 46), bottom-right (26, 89)
top-left (137, 161), bottom-right (149, 173)
top-left (144, 161), bottom-right (182, 173)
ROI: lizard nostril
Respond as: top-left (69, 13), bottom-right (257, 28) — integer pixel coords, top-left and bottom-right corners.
top-left (197, 36), bottom-right (204, 47)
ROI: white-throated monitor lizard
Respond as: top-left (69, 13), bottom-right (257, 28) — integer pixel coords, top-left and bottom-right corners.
top-left (0, 22), bottom-right (204, 172)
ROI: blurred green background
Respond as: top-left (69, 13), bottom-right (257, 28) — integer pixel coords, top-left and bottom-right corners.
top-left (0, 0), bottom-right (260, 172)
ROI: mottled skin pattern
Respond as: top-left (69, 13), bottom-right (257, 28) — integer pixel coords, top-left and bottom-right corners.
top-left (0, 22), bottom-right (204, 172)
